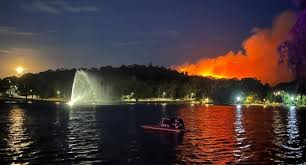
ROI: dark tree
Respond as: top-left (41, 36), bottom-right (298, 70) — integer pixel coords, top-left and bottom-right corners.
top-left (279, 2), bottom-right (306, 79)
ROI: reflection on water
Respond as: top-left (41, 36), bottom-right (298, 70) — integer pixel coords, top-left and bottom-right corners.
top-left (176, 106), bottom-right (236, 164)
top-left (7, 107), bottom-right (32, 162)
top-left (233, 105), bottom-right (251, 161)
top-left (272, 108), bottom-right (287, 163)
top-left (66, 106), bottom-right (101, 164)
top-left (284, 106), bottom-right (302, 163)
top-left (0, 103), bottom-right (306, 164)
top-left (287, 107), bottom-right (299, 145)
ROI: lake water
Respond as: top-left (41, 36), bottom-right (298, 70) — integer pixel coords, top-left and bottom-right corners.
top-left (0, 103), bottom-right (305, 164)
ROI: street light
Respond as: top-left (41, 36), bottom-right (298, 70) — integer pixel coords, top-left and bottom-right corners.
top-left (205, 97), bottom-right (209, 103)
top-left (30, 89), bottom-right (33, 100)
top-left (190, 92), bottom-right (195, 100)
top-left (57, 90), bottom-right (61, 98)
top-left (163, 92), bottom-right (166, 98)
top-left (274, 91), bottom-right (282, 96)
top-left (236, 96), bottom-right (243, 105)
top-left (290, 96), bottom-right (295, 101)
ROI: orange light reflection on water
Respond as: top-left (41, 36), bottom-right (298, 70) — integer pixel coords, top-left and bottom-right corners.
top-left (176, 106), bottom-right (237, 164)
top-left (7, 108), bottom-right (32, 160)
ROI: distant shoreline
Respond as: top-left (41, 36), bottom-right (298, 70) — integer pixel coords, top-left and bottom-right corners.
top-left (1, 96), bottom-right (305, 107)
top-left (0, 96), bottom-right (66, 104)
top-left (0, 96), bottom-right (194, 104)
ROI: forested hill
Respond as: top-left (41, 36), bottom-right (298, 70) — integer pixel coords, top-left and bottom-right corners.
top-left (0, 65), bottom-right (303, 104)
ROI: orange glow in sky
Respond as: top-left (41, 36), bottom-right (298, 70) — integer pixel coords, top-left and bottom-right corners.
top-left (0, 48), bottom-right (55, 78)
top-left (176, 11), bottom-right (296, 85)
top-left (15, 66), bottom-right (24, 75)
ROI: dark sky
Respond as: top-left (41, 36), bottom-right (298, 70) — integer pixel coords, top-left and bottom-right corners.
top-left (0, 0), bottom-right (294, 77)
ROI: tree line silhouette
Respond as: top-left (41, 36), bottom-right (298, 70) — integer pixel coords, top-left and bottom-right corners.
top-left (0, 65), bottom-right (305, 104)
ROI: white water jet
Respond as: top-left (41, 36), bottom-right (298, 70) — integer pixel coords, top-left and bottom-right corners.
top-left (69, 70), bottom-right (112, 105)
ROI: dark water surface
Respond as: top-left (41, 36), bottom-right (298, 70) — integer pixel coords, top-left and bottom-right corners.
top-left (0, 103), bottom-right (305, 164)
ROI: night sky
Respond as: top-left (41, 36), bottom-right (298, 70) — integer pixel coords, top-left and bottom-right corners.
top-left (0, 0), bottom-right (294, 77)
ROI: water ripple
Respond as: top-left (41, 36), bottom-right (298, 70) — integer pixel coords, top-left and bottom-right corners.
top-left (0, 104), bottom-right (305, 164)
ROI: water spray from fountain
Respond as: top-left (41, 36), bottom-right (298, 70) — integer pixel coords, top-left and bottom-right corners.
top-left (69, 70), bottom-right (112, 105)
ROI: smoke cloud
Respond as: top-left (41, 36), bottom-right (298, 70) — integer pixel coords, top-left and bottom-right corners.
top-left (176, 11), bottom-right (296, 85)
top-left (294, 0), bottom-right (306, 9)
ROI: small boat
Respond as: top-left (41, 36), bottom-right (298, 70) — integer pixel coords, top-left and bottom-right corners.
top-left (141, 118), bottom-right (185, 133)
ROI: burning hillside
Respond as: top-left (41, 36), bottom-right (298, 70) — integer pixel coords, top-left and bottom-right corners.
top-left (176, 11), bottom-right (296, 85)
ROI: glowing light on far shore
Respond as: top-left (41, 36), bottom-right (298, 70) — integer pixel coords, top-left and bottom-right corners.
top-left (200, 72), bottom-right (225, 79)
top-left (290, 96), bottom-right (295, 101)
top-left (16, 66), bottom-right (24, 75)
top-left (67, 101), bottom-right (74, 106)
top-left (178, 68), bottom-right (226, 79)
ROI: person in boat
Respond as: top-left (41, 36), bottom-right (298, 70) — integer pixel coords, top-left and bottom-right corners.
top-left (176, 118), bottom-right (185, 129)
top-left (160, 118), bottom-right (171, 128)
top-left (160, 118), bottom-right (185, 129)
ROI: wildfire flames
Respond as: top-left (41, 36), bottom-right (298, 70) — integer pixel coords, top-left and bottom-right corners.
top-left (176, 11), bottom-right (296, 85)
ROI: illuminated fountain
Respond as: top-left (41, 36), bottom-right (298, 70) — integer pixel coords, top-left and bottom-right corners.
top-left (69, 70), bottom-right (112, 105)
